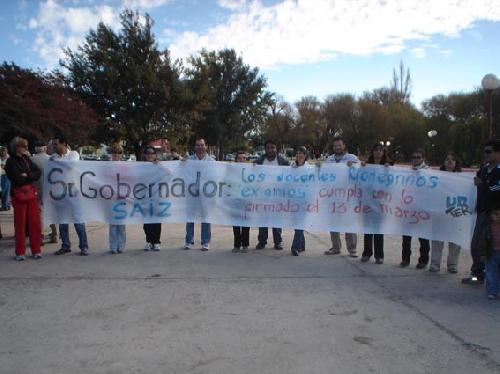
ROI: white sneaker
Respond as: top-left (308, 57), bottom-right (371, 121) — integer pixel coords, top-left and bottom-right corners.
top-left (144, 242), bottom-right (152, 251)
top-left (153, 243), bottom-right (161, 251)
top-left (15, 255), bottom-right (26, 261)
top-left (184, 243), bottom-right (192, 250)
top-left (201, 243), bottom-right (209, 251)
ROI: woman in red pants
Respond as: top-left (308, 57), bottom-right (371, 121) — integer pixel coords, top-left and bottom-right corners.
top-left (5, 137), bottom-right (42, 261)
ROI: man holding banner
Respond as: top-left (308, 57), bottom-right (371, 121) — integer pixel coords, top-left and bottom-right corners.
top-left (324, 137), bottom-right (359, 257)
top-left (184, 138), bottom-right (215, 251)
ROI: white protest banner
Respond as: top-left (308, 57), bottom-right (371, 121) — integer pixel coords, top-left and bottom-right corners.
top-left (43, 160), bottom-right (476, 248)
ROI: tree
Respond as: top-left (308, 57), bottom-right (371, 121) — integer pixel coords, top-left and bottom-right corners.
top-left (295, 96), bottom-right (326, 151)
top-left (185, 49), bottom-right (271, 159)
top-left (62, 9), bottom-right (187, 157)
top-left (390, 60), bottom-right (412, 104)
top-left (0, 62), bottom-right (98, 146)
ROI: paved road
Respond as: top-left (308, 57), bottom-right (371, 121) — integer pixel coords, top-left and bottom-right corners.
top-left (0, 211), bottom-right (499, 374)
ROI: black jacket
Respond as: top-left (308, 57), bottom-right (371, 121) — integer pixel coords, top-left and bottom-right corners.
top-left (255, 154), bottom-right (290, 166)
top-left (5, 154), bottom-right (41, 193)
top-left (476, 163), bottom-right (500, 213)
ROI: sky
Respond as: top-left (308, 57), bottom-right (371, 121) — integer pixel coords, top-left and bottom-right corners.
top-left (1, 0), bottom-right (500, 107)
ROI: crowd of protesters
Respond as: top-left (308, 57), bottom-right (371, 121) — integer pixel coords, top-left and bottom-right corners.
top-left (0, 135), bottom-right (499, 300)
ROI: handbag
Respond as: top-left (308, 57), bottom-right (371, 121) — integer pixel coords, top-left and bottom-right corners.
top-left (13, 184), bottom-right (37, 202)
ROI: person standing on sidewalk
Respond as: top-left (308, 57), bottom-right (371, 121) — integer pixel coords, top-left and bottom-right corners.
top-left (254, 139), bottom-right (290, 251)
top-left (142, 146), bottom-right (162, 252)
top-left (31, 140), bottom-right (58, 244)
top-left (51, 136), bottom-right (89, 256)
top-left (108, 144), bottom-right (127, 254)
top-left (5, 137), bottom-right (42, 261)
top-left (184, 138), bottom-right (216, 251)
top-left (1, 146), bottom-right (11, 211)
top-left (400, 148), bottom-right (430, 269)
top-left (361, 144), bottom-right (392, 264)
top-left (232, 151), bottom-right (250, 253)
top-left (477, 203), bottom-right (500, 300)
top-left (290, 146), bottom-right (308, 256)
top-left (429, 152), bottom-right (463, 273)
top-left (324, 136), bottom-right (359, 257)
top-left (463, 140), bottom-right (500, 284)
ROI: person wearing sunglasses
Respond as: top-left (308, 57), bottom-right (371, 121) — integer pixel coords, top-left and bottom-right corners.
top-left (400, 148), bottom-right (430, 269)
top-left (463, 140), bottom-right (500, 285)
top-left (5, 137), bottom-right (42, 261)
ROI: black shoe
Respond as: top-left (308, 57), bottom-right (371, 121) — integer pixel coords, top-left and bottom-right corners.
top-left (461, 276), bottom-right (485, 285)
top-left (54, 248), bottom-right (71, 255)
top-left (360, 256), bottom-right (370, 263)
top-left (291, 248), bottom-right (299, 256)
top-left (256, 243), bottom-right (266, 250)
top-left (375, 258), bottom-right (384, 265)
top-left (274, 243), bottom-right (284, 250)
top-left (400, 261), bottom-right (410, 268)
top-left (416, 263), bottom-right (427, 270)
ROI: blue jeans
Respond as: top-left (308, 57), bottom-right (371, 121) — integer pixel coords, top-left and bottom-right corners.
top-left (485, 251), bottom-right (500, 296)
top-left (291, 230), bottom-right (305, 251)
top-left (258, 227), bottom-right (282, 245)
top-left (109, 224), bottom-right (126, 251)
top-left (185, 222), bottom-right (211, 245)
top-left (59, 223), bottom-right (88, 250)
top-left (1, 175), bottom-right (11, 209)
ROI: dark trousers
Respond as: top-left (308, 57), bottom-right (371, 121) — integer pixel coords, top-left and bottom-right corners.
top-left (363, 234), bottom-right (384, 259)
top-left (143, 223), bottom-right (161, 244)
top-left (233, 226), bottom-right (250, 248)
top-left (258, 227), bottom-right (282, 245)
top-left (470, 213), bottom-right (486, 279)
top-left (402, 236), bottom-right (430, 264)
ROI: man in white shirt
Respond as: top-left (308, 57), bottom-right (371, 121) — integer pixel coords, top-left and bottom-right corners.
top-left (254, 140), bottom-right (290, 250)
top-left (325, 137), bottom-right (359, 257)
top-left (50, 136), bottom-right (89, 256)
top-left (31, 140), bottom-right (58, 243)
top-left (184, 138), bottom-right (216, 251)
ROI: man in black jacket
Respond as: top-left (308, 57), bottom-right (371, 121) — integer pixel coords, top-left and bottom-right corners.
top-left (254, 140), bottom-right (289, 250)
top-left (463, 140), bottom-right (500, 284)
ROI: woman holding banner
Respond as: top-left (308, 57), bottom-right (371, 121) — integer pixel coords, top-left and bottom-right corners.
top-left (5, 137), bottom-right (42, 261)
top-left (290, 146), bottom-right (308, 256)
top-left (361, 144), bottom-right (392, 264)
top-left (429, 152), bottom-right (462, 273)
top-left (108, 144), bottom-right (127, 254)
top-left (142, 146), bottom-right (162, 251)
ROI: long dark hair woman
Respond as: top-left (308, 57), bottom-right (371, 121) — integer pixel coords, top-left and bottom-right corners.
top-left (361, 144), bottom-right (392, 264)
top-left (291, 146), bottom-right (308, 256)
top-left (5, 137), bottom-right (42, 261)
top-left (430, 152), bottom-right (462, 273)
top-left (142, 146), bottom-right (162, 251)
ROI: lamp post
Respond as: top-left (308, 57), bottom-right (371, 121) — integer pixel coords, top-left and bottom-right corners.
top-left (427, 130), bottom-right (437, 165)
top-left (481, 73), bottom-right (500, 140)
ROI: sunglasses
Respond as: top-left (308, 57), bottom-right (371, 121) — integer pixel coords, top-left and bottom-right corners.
top-left (412, 155), bottom-right (422, 159)
top-left (484, 149), bottom-right (493, 154)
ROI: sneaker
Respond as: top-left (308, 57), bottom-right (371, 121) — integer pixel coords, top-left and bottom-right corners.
top-left (54, 248), bottom-right (71, 255)
top-left (152, 244), bottom-right (161, 251)
top-left (447, 268), bottom-right (457, 274)
top-left (80, 249), bottom-right (89, 256)
top-left (184, 243), bottom-right (192, 250)
top-left (375, 258), bottom-right (384, 265)
top-left (291, 248), bottom-right (299, 256)
top-left (400, 261), bottom-right (410, 268)
top-left (256, 242), bottom-right (266, 250)
top-left (110, 249), bottom-right (118, 254)
top-left (33, 253), bottom-right (43, 260)
top-left (487, 294), bottom-right (497, 300)
top-left (274, 243), bottom-right (284, 250)
top-left (117, 248), bottom-right (124, 253)
top-left (232, 247), bottom-right (240, 253)
top-left (429, 265), bottom-right (440, 272)
top-left (348, 252), bottom-right (358, 258)
top-left (416, 263), bottom-right (427, 270)
top-left (144, 242), bottom-right (153, 251)
top-left (324, 248), bottom-right (340, 255)
top-left (360, 256), bottom-right (370, 263)
top-left (462, 276), bottom-right (484, 285)
top-left (241, 246), bottom-right (249, 253)
top-left (201, 243), bottom-right (209, 251)
top-left (15, 255), bottom-right (26, 261)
